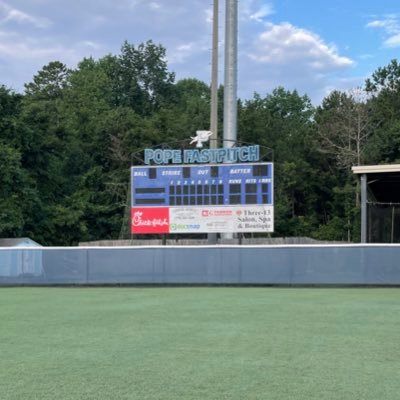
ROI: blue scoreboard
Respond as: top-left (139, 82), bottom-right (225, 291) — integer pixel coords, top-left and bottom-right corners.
top-left (131, 163), bottom-right (274, 234)
top-left (131, 163), bottom-right (273, 207)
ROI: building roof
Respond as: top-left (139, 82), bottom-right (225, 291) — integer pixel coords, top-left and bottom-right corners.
top-left (352, 164), bottom-right (400, 203)
top-left (352, 164), bottom-right (400, 174)
top-left (0, 238), bottom-right (42, 247)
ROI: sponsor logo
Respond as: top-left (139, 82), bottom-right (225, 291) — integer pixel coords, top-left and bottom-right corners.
top-left (170, 223), bottom-right (201, 231)
top-left (201, 209), bottom-right (233, 217)
top-left (132, 211), bottom-right (168, 227)
top-left (131, 208), bottom-right (169, 234)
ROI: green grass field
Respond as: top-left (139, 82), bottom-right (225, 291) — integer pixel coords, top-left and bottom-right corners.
top-left (0, 287), bottom-right (399, 399)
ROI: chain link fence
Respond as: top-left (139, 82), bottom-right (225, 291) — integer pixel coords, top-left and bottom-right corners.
top-left (368, 202), bottom-right (400, 243)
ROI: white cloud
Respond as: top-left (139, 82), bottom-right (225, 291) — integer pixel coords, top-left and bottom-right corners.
top-left (168, 39), bottom-right (209, 66)
top-left (85, 15), bottom-right (108, 30)
top-left (168, 42), bottom-right (195, 64)
top-left (0, 28), bottom-right (15, 37)
top-left (177, 43), bottom-right (193, 52)
top-left (0, 33), bottom-right (102, 64)
top-left (205, 7), bottom-right (213, 24)
top-left (0, 0), bottom-right (373, 104)
top-left (249, 4), bottom-right (274, 22)
top-left (79, 41), bottom-right (101, 50)
top-left (367, 20), bottom-right (388, 29)
top-left (384, 33), bottom-right (400, 48)
top-left (366, 14), bottom-right (400, 48)
top-left (126, 0), bottom-right (144, 8)
top-left (240, 0), bottom-right (274, 22)
top-left (237, 22), bottom-right (355, 103)
top-left (358, 54), bottom-right (374, 60)
top-left (249, 22), bottom-right (353, 69)
top-left (366, 17), bottom-right (399, 34)
top-left (0, 1), bottom-right (50, 28)
top-left (149, 2), bottom-right (161, 11)
top-left (0, 39), bottom-right (61, 59)
top-left (0, 29), bottom-right (104, 92)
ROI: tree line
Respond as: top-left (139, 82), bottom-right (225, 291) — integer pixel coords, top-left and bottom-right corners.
top-left (1, 41), bottom-right (399, 245)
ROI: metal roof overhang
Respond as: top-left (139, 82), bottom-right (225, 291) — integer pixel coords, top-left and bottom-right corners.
top-left (352, 165), bottom-right (400, 203)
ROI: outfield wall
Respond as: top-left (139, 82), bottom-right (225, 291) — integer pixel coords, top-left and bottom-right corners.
top-left (1, 245), bottom-right (400, 285)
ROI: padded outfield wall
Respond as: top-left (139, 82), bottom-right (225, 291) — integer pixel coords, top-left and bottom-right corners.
top-left (0, 245), bottom-right (400, 285)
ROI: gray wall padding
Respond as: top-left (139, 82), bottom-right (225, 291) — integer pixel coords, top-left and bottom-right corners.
top-left (1, 246), bottom-right (400, 285)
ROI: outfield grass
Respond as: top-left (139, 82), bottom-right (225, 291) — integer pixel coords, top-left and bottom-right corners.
top-left (0, 287), bottom-right (399, 399)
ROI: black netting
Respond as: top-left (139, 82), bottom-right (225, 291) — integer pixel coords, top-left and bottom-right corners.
top-left (368, 203), bottom-right (400, 243)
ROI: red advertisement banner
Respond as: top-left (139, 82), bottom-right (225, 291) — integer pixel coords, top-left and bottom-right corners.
top-left (131, 207), bottom-right (170, 234)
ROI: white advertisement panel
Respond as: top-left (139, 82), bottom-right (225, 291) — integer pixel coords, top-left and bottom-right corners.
top-left (169, 206), bottom-right (274, 233)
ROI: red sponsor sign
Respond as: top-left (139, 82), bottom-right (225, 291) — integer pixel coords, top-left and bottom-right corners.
top-left (201, 209), bottom-right (233, 217)
top-left (131, 207), bottom-right (170, 234)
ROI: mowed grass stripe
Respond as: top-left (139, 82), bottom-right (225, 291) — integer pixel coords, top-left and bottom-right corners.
top-left (0, 287), bottom-right (399, 399)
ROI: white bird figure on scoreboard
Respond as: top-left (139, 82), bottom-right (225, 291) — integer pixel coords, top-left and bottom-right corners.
top-left (190, 130), bottom-right (213, 148)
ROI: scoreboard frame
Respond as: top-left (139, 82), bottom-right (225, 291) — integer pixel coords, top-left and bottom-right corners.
top-left (131, 162), bottom-right (274, 234)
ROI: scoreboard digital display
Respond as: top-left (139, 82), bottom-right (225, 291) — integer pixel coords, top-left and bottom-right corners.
top-left (131, 163), bottom-right (274, 234)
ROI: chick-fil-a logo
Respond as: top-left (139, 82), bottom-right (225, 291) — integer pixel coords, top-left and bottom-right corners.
top-left (132, 211), bottom-right (168, 227)
top-left (131, 208), bottom-right (169, 234)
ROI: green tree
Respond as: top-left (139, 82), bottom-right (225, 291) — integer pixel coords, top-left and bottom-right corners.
top-left (316, 89), bottom-right (374, 169)
top-left (239, 88), bottom-right (322, 237)
top-left (149, 78), bottom-right (211, 144)
top-left (25, 61), bottom-right (70, 99)
top-left (0, 85), bottom-right (22, 143)
top-left (0, 143), bottom-right (38, 237)
top-left (111, 41), bottom-right (175, 115)
top-left (314, 86), bottom-right (379, 242)
top-left (365, 59), bottom-right (400, 163)
top-left (0, 86), bottom-right (41, 240)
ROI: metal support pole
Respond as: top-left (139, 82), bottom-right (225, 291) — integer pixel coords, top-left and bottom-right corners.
top-left (222, 0), bottom-right (238, 241)
top-left (223, 0), bottom-right (238, 149)
top-left (391, 206), bottom-right (395, 243)
top-left (210, 0), bottom-right (219, 150)
top-left (208, 0), bottom-right (219, 245)
top-left (360, 174), bottom-right (367, 243)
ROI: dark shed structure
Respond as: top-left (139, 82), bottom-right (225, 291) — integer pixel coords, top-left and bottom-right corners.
top-left (352, 164), bottom-right (400, 243)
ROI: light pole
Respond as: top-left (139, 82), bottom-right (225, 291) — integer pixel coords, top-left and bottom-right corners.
top-left (222, 0), bottom-right (238, 240)
top-left (223, 0), bottom-right (238, 150)
top-left (210, 0), bottom-right (219, 150)
top-left (208, 0), bottom-right (219, 244)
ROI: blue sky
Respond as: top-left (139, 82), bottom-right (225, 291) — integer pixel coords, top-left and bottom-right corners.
top-left (0, 0), bottom-right (399, 103)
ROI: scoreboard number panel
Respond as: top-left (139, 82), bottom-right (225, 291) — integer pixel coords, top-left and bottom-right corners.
top-left (131, 163), bottom-right (274, 234)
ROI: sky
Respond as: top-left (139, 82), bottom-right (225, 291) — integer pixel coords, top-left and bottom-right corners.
top-left (0, 0), bottom-right (399, 104)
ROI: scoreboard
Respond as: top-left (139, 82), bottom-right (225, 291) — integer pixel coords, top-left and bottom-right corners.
top-left (131, 163), bottom-right (274, 234)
